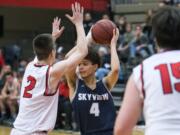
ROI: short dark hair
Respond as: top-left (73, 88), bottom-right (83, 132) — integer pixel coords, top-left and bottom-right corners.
top-left (33, 34), bottom-right (55, 60)
top-left (85, 47), bottom-right (101, 68)
top-left (152, 6), bottom-right (180, 50)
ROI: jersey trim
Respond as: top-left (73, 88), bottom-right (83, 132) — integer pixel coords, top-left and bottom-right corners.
top-left (70, 78), bottom-right (79, 102)
top-left (102, 78), bottom-right (114, 98)
top-left (34, 63), bottom-right (47, 67)
top-left (140, 63), bottom-right (145, 98)
top-left (102, 78), bottom-right (110, 91)
top-left (44, 66), bottom-right (58, 96)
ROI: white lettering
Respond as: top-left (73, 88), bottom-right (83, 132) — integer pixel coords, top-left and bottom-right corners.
top-left (87, 94), bottom-right (91, 100)
top-left (78, 93), bottom-right (109, 101)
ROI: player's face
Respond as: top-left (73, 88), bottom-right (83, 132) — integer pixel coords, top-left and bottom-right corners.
top-left (78, 59), bottom-right (97, 78)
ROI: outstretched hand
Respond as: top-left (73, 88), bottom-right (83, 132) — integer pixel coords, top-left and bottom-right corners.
top-left (52, 17), bottom-right (65, 40)
top-left (111, 28), bottom-right (119, 47)
top-left (65, 2), bottom-right (84, 25)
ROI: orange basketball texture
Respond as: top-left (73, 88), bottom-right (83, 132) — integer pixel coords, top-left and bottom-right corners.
top-left (92, 19), bottom-right (116, 45)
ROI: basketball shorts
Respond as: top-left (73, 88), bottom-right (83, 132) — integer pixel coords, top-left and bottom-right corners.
top-left (10, 128), bottom-right (48, 135)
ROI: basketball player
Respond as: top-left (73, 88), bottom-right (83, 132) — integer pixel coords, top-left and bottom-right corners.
top-left (11, 2), bottom-right (89, 135)
top-left (114, 6), bottom-right (180, 135)
top-left (66, 28), bottom-right (120, 135)
top-left (1, 72), bottom-right (19, 122)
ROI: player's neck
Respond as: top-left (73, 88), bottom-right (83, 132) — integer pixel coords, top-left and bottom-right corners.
top-left (36, 59), bottom-right (50, 65)
top-left (36, 56), bottom-right (54, 65)
top-left (83, 75), bottom-right (96, 89)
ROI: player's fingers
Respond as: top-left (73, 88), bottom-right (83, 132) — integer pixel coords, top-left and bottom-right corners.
top-left (54, 17), bottom-right (58, 26)
top-left (65, 14), bottom-right (72, 21)
top-left (54, 17), bottom-right (58, 23)
top-left (113, 27), bottom-right (119, 38)
top-left (113, 29), bottom-right (116, 36)
top-left (89, 25), bottom-right (94, 31)
top-left (56, 17), bottom-right (58, 22)
top-left (57, 17), bottom-right (60, 22)
top-left (58, 18), bottom-right (61, 26)
top-left (113, 28), bottom-right (117, 36)
top-left (59, 26), bottom-right (65, 35)
top-left (77, 2), bottom-right (80, 13)
top-left (55, 26), bottom-right (65, 38)
top-left (115, 28), bottom-right (119, 36)
top-left (72, 3), bottom-right (75, 14)
top-left (75, 2), bottom-right (79, 12)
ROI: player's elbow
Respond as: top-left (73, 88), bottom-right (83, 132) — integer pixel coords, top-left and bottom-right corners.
top-left (114, 126), bottom-right (121, 135)
top-left (77, 41), bottom-right (88, 54)
top-left (78, 45), bottom-right (88, 58)
top-left (114, 125), bottom-right (128, 135)
top-left (112, 68), bottom-right (120, 76)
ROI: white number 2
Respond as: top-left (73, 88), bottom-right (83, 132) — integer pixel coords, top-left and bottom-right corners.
top-left (90, 103), bottom-right (100, 117)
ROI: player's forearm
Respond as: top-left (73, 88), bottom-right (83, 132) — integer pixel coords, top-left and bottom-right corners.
top-left (75, 23), bottom-right (88, 57)
top-left (67, 52), bottom-right (84, 71)
top-left (86, 29), bottom-right (94, 47)
top-left (110, 44), bottom-right (120, 72)
top-left (65, 46), bottom-right (77, 59)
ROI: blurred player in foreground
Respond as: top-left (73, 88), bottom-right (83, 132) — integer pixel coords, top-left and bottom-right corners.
top-left (11, 2), bottom-right (88, 135)
top-left (66, 28), bottom-right (120, 135)
top-left (114, 6), bottom-right (180, 135)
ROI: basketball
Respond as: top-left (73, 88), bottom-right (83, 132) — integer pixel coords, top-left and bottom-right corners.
top-left (91, 19), bottom-right (116, 45)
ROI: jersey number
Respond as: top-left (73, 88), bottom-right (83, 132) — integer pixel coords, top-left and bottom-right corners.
top-left (90, 103), bottom-right (100, 117)
top-left (23, 75), bottom-right (36, 98)
top-left (155, 62), bottom-right (180, 94)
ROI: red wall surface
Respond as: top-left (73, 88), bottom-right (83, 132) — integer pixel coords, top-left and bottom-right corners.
top-left (0, 0), bottom-right (109, 11)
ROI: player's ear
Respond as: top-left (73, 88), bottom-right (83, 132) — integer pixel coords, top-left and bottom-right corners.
top-left (94, 64), bottom-right (98, 71)
top-left (49, 50), bottom-right (54, 58)
top-left (52, 50), bottom-right (56, 57)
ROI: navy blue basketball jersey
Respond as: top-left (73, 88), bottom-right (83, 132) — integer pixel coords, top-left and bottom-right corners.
top-left (72, 79), bottom-right (116, 135)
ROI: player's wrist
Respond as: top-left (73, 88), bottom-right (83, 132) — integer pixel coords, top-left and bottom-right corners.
top-left (75, 22), bottom-right (83, 26)
top-left (110, 40), bottom-right (116, 46)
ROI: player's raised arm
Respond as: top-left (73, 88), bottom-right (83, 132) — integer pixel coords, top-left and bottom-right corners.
top-left (65, 2), bottom-right (87, 56)
top-left (65, 26), bottom-right (94, 100)
top-left (104, 28), bottom-right (120, 90)
top-left (62, 2), bottom-right (88, 71)
top-left (49, 2), bottom-right (88, 91)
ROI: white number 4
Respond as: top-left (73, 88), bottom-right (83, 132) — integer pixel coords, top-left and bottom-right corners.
top-left (90, 103), bottom-right (100, 117)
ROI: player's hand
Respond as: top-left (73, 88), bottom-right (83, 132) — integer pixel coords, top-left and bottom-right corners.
top-left (65, 2), bottom-right (84, 25)
top-left (52, 17), bottom-right (65, 41)
top-left (110, 28), bottom-right (119, 47)
top-left (86, 26), bottom-right (96, 46)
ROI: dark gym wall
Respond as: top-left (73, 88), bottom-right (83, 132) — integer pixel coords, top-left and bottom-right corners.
top-left (0, 7), bottom-right (76, 59)
top-left (0, 15), bottom-right (3, 37)
top-left (0, 6), bottom-right (105, 59)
